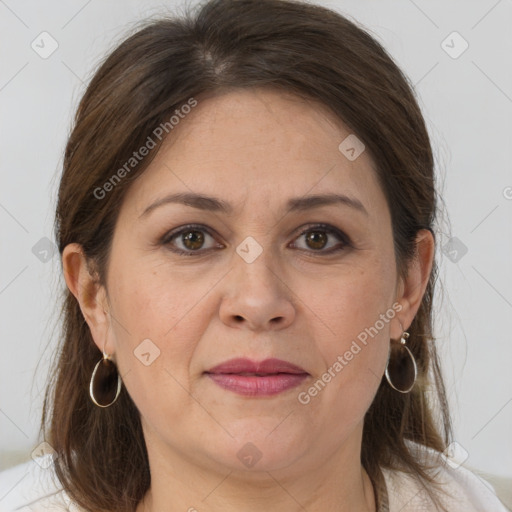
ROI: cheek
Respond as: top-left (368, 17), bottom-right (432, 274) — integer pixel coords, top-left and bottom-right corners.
top-left (105, 258), bottom-right (220, 417)
top-left (303, 254), bottom-right (395, 414)
top-left (316, 252), bottom-right (396, 344)
top-left (108, 257), bottom-right (213, 347)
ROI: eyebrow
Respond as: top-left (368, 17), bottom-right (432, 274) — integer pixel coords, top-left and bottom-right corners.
top-left (139, 192), bottom-right (368, 218)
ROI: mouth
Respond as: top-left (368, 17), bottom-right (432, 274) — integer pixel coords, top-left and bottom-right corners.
top-left (204, 358), bottom-right (309, 397)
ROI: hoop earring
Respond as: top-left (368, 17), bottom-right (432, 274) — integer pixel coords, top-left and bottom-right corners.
top-left (385, 330), bottom-right (417, 393)
top-left (89, 351), bottom-right (122, 408)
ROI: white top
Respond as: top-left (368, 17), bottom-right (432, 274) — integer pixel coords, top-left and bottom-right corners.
top-left (0, 445), bottom-right (508, 511)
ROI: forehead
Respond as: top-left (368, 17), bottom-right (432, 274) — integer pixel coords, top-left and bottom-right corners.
top-left (123, 87), bottom-right (388, 221)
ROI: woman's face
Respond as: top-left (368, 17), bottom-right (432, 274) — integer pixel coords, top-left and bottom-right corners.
top-left (82, 88), bottom-right (415, 475)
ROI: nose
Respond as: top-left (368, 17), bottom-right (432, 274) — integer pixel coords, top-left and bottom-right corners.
top-left (218, 249), bottom-right (296, 332)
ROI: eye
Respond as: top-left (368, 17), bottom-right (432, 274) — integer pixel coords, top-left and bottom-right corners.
top-left (162, 223), bottom-right (350, 256)
top-left (290, 224), bottom-right (350, 253)
top-left (162, 224), bottom-right (222, 255)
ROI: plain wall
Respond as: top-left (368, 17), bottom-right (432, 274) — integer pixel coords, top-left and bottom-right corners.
top-left (0, 0), bottom-right (511, 478)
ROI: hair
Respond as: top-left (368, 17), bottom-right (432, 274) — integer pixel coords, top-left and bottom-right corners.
top-left (42, 0), bottom-right (453, 510)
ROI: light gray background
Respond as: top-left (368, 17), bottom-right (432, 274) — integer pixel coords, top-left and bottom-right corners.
top-left (1, 0), bottom-right (511, 480)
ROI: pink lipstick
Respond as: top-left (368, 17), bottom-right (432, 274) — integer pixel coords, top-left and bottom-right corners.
top-left (205, 358), bottom-right (309, 396)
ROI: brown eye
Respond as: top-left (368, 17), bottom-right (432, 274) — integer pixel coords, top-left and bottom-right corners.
top-left (291, 224), bottom-right (350, 254)
top-left (163, 225), bottom-right (221, 255)
top-left (181, 230), bottom-right (205, 250)
top-left (304, 231), bottom-right (328, 250)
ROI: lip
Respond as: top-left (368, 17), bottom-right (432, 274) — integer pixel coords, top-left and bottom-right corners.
top-left (205, 358), bottom-right (309, 397)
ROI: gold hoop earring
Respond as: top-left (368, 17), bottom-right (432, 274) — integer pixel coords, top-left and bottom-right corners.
top-left (385, 331), bottom-right (417, 393)
top-left (89, 351), bottom-right (122, 407)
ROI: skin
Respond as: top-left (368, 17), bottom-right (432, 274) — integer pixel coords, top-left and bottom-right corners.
top-left (63, 88), bottom-right (434, 512)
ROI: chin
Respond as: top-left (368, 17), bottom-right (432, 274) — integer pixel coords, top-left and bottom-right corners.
top-left (214, 420), bottom-right (309, 472)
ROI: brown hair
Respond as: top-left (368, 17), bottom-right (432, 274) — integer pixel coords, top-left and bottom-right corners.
top-left (42, 0), bottom-right (452, 510)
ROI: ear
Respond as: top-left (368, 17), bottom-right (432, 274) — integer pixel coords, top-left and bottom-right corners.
top-left (392, 229), bottom-right (435, 339)
top-left (62, 243), bottom-right (113, 355)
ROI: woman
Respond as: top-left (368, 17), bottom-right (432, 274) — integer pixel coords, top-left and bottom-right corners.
top-left (0, 0), bottom-right (507, 510)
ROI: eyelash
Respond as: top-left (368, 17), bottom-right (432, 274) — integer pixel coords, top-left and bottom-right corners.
top-left (161, 223), bottom-right (352, 257)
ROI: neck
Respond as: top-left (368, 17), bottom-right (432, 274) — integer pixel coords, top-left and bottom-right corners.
top-left (136, 426), bottom-right (376, 512)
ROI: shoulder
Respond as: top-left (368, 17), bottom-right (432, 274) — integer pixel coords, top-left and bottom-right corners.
top-left (0, 456), bottom-right (83, 512)
top-left (382, 441), bottom-right (509, 512)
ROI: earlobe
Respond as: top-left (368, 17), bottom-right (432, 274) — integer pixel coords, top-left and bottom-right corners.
top-left (62, 243), bottom-right (110, 351)
top-left (393, 229), bottom-right (435, 336)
